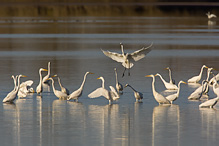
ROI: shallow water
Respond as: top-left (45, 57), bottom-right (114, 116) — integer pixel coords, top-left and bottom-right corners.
top-left (0, 16), bottom-right (219, 146)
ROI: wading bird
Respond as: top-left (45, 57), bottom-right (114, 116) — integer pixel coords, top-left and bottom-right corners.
top-left (102, 42), bottom-right (153, 77)
top-left (57, 76), bottom-right (69, 95)
top-left (125, 84), bottom-right (143, 102)
top-left (114, 68), bottom-right (123, 93)
top-left (3, 74), bottom-right (27, 103)
top-left (187, 65), bottom-right (208, 83)
top-left (155, 73), bottom-right (178, 90)
top-left (67, 72), bottom-right (94, 101)
top-left (199, 97), bottom-right (219, 108)
top-left (146, 74), bottom-right (170, 104)
top-left (43, 62), bottom-right (51, 84)
top-left (88, 76), bottom-right (120, 104)
top-left (36, 68), bottom-right (48, 94)
top-left (166, 81), bottom-right (187, 104)
top-left (206, 12), bottom-right (217, 19)
top-left (165, 67), bottom-right (175, 84)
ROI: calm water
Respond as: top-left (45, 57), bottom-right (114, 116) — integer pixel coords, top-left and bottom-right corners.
top-left (0, 16), bottom-right (219, 146)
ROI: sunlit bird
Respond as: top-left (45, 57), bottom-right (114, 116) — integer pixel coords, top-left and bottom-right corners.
top-left (88, 76), bottom-right (120, 104)
top-left (125, 84), bottom-right (143, 102)
top-left (187, 65), bottom-right (208, 83)
top-left (48, 77), bottom-right (68, 100)
top-left (155, 73), bottom-right (178, 90)
top-left (67, 72), bottom-right (94, 101)
top-left (188, 80), bottom-right (208, 100)
top-left (36, 68), bottom-right (48, 94)
top-left (102, 42), bottom-right (153, 77)
top-left (18, 80), bottom-right (34, 98)
top-left (166, 81), bottom-right (187, 104)
top-left (3, 74), bottom-right (27, 103)
top-left (42, 62), bottom-right (51, 84)
top-left (199, 97), bottom-right (219, 108)
top-left (165, 67), bottom-right (175, 84)
top-left (114, 68), bottom-right (123, 93)
top-left (146, 74), bottom-right (170, 104)
top-left (57, 76), bottom-right (70, 95)
top-left (206, 12), bottom-right (217, 19)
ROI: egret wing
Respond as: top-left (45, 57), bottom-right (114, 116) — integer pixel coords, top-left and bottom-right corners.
top-left (88, 88), bottom-right (108, 98)
top-left (130, 43), bottom-right (153, 61)
top-left (102, 50), bottom-right (124, 63)
top-left (109, 86), bottom-right (120, 100)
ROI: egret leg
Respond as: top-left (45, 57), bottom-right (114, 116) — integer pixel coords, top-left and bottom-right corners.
top-left (122, 68), bottom-right (126, 77)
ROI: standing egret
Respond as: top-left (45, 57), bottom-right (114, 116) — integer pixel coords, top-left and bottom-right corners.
top-left (114, 68), bottom-right (123, 93)
top-left (212, 78), bottom-right (219, 96)
top-left (42, 62), bottom-right (51, 83)
top-left (3, 74), bottom-right (27, 103)
top-left (102, 42), bottom-right (153, 77)
top-left (125, 84), bottom-right (143, 102)
top-left (188, 80), bottom-right (208, 100)
top-left (155, 73), bottom-right (178, 90)
top-left (199, 97), bottom-right (219, 108)
top-left (187, 65), bottom-right (208, 83)
top-left (18, 80), bottom-right (35, 98)
top-left (165, 67), bottom-right (175, 84)
top-left (36, 68), bottom-right (48, 94)
top-left (166, 81), bottom-right (187, 104)
top-left (67, 72), bottom-right (94, 101)
top-left (145, 74), bottom-right (170, 104)
top-left (209, 73), bottom-right (219, 85)
top-left (48, 77), bottom-right (68, 100)
top-left (57, 76), bottom-right (70, 95)
top-left (88, 76), bottom-right (120, 104)
top-left (206, 12), bottom-right (217, 19)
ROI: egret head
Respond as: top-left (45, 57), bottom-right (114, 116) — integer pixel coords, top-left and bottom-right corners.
top-left (125, 84), bottom-right (129, 88)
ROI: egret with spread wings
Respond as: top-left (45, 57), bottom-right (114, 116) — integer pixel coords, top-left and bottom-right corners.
top-left (102, 42), bottom-right (153, 77)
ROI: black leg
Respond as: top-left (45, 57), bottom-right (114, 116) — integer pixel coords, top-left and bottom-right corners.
top-left (122, 67), bottom-right (126, 77)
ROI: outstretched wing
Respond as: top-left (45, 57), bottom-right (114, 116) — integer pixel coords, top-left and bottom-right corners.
top-left (20, 80), bottom-right (34, 88)
top-left (130, 42), bottom-right (153, 61)
top-left (101, 49), bottom-right (124, 63)
top-left (109, 86), bottom-right (120, 100)
top-left (88, 88), bottom-right (109, 99)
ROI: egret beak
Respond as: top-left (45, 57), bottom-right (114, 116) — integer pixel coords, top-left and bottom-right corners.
top-left (89, 72), bottom-right (94, 74)
top-left (97, 77), bottom-right (100, 79)
top-left (43, 69), bottom-right (48, 71)
top-left (182, 81), bottom-right (187, 84)
top-left (145, 75), bottom-right (152, 77)
top-left (22, 75), bottom-right (27, 77)
top-left (51, 74), bottom-right (57, 77)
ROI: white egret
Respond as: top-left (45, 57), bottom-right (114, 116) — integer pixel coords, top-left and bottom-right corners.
top-left (146, 74), bottom-right (170, 104)
top-left (114, 68), bottom-right (123, 93)
top-left (155, 73), bottom-right (178, 90)
top-left (206, 12), bottom-right (217, 19)
top-left (199, 97), bottom-right (219, 108)
top-left (166, 81), bottom-right (187, 104)
top-left (102, 42), bottom-right (153, 77)
top-left (125, 84), bottom-right (143, 102)
top-left (165, 67), bottom-right (175, 84)
top-left (67, 72), bottom-right (94, 101)
top-left (57, 76), bottom-right (70, 95)
top-left (36, 68), bottom-right (48, 94)
top-left (88, 76), bottom-right (120, 104)
top-left (42, 62), bottom-right (51, 83)
top-left (18, 80), bottom-right (35, 98)
top-left (4, 75), bottom-right (18, 100)
top-left (48, 77), bottom-right (68, 100)
top-left (213, 78), bottom-right (219, 96)
top-left (187, 65), bottom-right (208, 83)
top-left (188, 80), bottom-right (208, 100)
top-left (3, 74), bottom-right (27, 103)
top-left (209, 73), bottom-right (219, 85)
top-left (202, 67), bottom-right (214, 95)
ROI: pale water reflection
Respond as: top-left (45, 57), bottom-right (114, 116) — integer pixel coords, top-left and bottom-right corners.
top-left (0, 16), bottom-right (219, 146)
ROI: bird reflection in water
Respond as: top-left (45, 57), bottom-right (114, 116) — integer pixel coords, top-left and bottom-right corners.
top-left (152, 104), bottom-right (180, 146)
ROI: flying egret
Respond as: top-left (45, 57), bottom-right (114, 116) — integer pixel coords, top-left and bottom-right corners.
top-left (199, 97), bottom-right (219, 108)
top-left (187, 65), bottom-right (208, 83)
top-left (67, 72), bottom-right (94, 101)
top-left (165, 67), bottom-right (175, 84)
top-left (206, 12), bottom-right (217, 19)
top-left (114, 68), bottom-right (123, 93)
top-left (102, 42), bottom-right (153, 77)
top-left (125, 84), bottom-right (143, 102)
top-left (165, 81), bottom-right (187, 104)
top-left (42, 62), bottom-right (51, 83)
top-left (36, 68), bottom-right (48, 94)
top-left (48, 77), bottom-right (68, 100)
top-left (155, 73), bottom-right (178, 90)
top-left (145, 74), bottom-right (170, 104)
top-left (3, 74), bottom-right (27, 103)
top-left (88, 76), bottom-right (120, 104)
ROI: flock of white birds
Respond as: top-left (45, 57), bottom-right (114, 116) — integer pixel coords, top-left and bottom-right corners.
top-left (2, 41), bottom-right (219, 109)
top-left (2, 12), bottom-right (218, 107)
